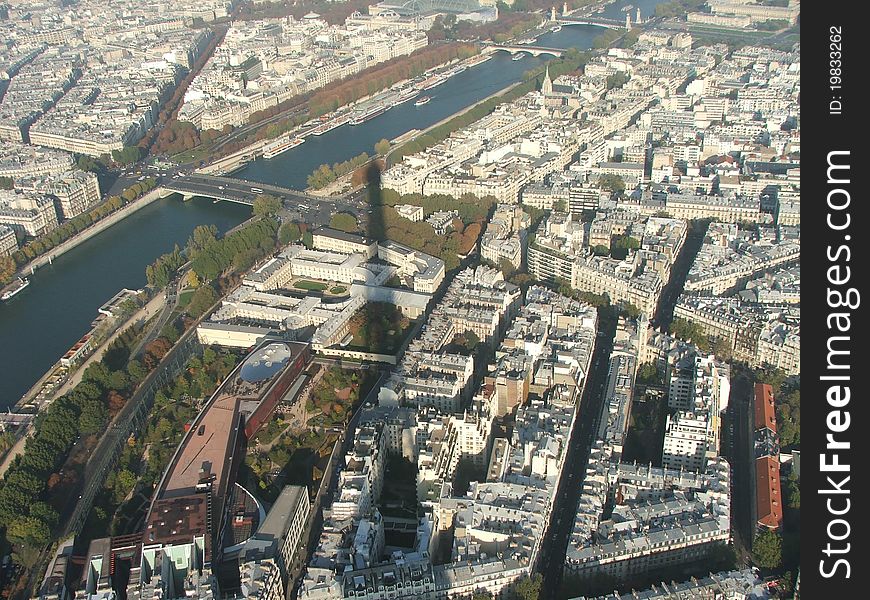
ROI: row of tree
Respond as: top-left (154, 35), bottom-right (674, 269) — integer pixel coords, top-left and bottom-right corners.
top-left (214, 43), bottom-right (478, 162)
top-left (307, 152), bottom-right (370, 190)
top-left (755, 367), bottom-right (800, 448)
top-left (139, 27), bottom-right (227, 158)
top-left (5, 177), bottom-right (159, 275)
top-left (307, 44), bottom-right (478, 119)
top-left (236, 0), bottom-right (374, 26)
top-left (145, 244), bottom-right (186, 289)
top-left (668, 316), bottom-right (730, 356)
top-left (390, 49), bottom-right (589, 165)
top-left (111, 146), bottom-right (143, 165)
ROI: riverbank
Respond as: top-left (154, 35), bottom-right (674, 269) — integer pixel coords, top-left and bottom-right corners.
top-left (201, 54), bottom-right (483, 177)
top-left (0, 291), bottom-right (166, 477)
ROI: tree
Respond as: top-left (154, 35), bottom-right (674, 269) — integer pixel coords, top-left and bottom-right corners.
top-left (127, 359), bottom-right (148, 383)
top-left (375, 138), bottom-right (391, 155)
top-left (786, 471), bottom-right (800, 509)
top-left (107, 390), bottom-right (127, 414)
top-left (6, 516), bottom-right (51, 548)
top-left (606, 72), bottom-right (630, 90)
top-left (186, 224), bottom-right (218, 259)
top-left (29, 501), bottom-right (59, 529)
top-left (0, 255), bottom-right (16, 285)
top-left (187, 284), bottom-right (218, 318)
top-left (81, 362), bottom-right (113, 390)
top-left (252, 194), bottom-right (282, 216)
top-left (497, 258), bottom-right (516, 279)
top-left (0, 176), bottom-right (13, 189)
top-left (515, 574), bottom-right (542, 600)
top-left (637, 362), bottom-right (660, 384)
top-left (598, 174), bottom-right (626, 194)
top-left (113, 468), bottom-right (137, 503)
top-left (76, 154), bottom-right (105, 173)
top-left (143, 338), bottom-right (173, 370)
top-left (79, 399), bottom-right (108, 435)
top-left (753, 529), bottom-right (783, 569)
top-left (111, 145), bottom-right (142, 165)
top-left (330, 212), bottom-right (358, 233)
top-left (185, 270), bottom-right (201, 289)
top-left (279, 222), bottom-right (302, 245)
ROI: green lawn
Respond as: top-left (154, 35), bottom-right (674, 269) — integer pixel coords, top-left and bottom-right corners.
top-left (177, 290), bottom-right (194, 308)
top-left (294, 280), bottom-right (328, 291)
top-left (329, 286), bottom-right (347, 294)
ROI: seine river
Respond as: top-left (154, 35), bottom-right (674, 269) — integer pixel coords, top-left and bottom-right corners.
top-left (0, 0), bottom-right (662, 407)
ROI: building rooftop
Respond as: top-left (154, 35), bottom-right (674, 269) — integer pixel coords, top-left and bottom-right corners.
top-left (753, 383), bottom-right (776, 433)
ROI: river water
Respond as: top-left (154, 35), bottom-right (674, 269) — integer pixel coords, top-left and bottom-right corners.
top-left (0, 0), bottom-right (665, 407)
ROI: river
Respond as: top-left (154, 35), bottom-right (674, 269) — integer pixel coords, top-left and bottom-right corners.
top-left (0, 0), bottom-right (666, 407)
top-left (232, 25), bottom-right (607, 189)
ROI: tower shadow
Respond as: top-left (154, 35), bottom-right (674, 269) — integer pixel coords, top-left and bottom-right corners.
top-left (364, 160), bottom-right (386, 242)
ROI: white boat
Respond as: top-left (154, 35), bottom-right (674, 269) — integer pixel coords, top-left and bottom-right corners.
top-left (414, 96), bottom-right (431, 107)
top-left (262, 136), bottom-right (305, 159)
top-left (395, 88), bottom-right (419, 104)
top-left (310, 114), bottom-right (351, 136)
top-left (350, 103), bottom-right (388, 125)
top-left (512, 53), bottom-right (526, 61)
top-left (421, 76), bottom-right (448, 90)
top-left (551, 25), bottom-right (562, 32)
top-left (2, 277), bottom-right (29, 301)
top-left (465, 54), bottom-right (494, 67)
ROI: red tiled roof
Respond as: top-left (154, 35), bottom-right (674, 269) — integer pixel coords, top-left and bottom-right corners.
top-left (756, 455), bottom-right (783, 530)
top-left (753, 383), bottom-right (776, 433)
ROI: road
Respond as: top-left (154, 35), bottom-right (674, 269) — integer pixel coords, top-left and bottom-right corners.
top-left (128, 276), bottom-right (184, 361)
top-left (537, 316), bottom-right (617, 598)
top-left (651, 220), bottom-right (709, 330)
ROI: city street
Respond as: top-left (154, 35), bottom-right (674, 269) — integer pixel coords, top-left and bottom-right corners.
top-left (537, 315), bottom-right (617, 598)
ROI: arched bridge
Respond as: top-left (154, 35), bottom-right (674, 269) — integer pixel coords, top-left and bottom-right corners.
top-left (556, 16), bottom-right (626, 30)
top-left (161, 174), bottom-right (320, 206)
top-left (487, 44), bottom-right (565, 57)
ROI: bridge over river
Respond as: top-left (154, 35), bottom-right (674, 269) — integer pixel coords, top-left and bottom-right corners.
top-left (161, 173), bottom-right (321, 206)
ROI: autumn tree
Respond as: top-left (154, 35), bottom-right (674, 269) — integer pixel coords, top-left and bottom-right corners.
top-left (107, 390), bottom-right (127, 415)
top-left (144, 338), bottom-right (172, 370)
top-left (0, 255), bottom-right (16, 285)
top-left (374, 138), bottom-right (391, 155)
